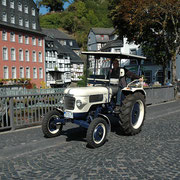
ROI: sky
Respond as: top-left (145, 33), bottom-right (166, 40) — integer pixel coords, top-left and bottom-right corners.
top-left (33, 0), bottom-right (70, 15)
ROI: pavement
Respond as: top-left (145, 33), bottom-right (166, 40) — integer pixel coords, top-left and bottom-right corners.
top-left (0, 100), bottom-right (180, 179)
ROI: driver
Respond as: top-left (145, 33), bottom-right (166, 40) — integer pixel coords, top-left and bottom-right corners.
top-left (109, 59), bottom-right (142, 113)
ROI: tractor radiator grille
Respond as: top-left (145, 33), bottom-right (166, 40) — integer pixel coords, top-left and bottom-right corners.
top-left (64, 96), bottom-right (75, 110)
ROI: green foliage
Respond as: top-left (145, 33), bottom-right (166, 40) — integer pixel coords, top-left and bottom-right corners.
top-left (109, 0), bottom-right (180, 84)
top-left (40, 0), bottom-right (113, 49)
top-left (39, 0), bottom-right (67, 12)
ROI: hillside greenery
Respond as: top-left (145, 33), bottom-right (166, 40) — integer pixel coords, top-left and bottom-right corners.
top-left (39, 0), bottom-right (112, 49)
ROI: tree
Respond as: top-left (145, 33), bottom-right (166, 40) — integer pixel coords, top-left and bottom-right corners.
top-left (109, 0), bottom-right (180, 84)
top-left (39, 0), bottom-right (68, 12)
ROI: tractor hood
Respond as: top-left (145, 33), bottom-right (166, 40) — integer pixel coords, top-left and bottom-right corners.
top-left (64, 86), bottom-right (112, 97)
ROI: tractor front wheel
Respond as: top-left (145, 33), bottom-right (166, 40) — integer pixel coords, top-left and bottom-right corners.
top-left (86, 118), bottom-right (108, 148)
top-left (42, 110), bottom-right (63, 138)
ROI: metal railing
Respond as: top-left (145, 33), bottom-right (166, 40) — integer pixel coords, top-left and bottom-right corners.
top-left (0, 89), bottom-right (64, 131)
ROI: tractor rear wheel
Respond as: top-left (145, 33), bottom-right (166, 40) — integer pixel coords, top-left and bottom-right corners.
top-left (119, 92), bottom-right (146, 135)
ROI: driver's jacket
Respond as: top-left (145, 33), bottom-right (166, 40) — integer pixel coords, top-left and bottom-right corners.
top-left (110, 67), bottom-right (140, 88)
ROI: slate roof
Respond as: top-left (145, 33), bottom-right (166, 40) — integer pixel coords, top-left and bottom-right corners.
top-left (101, 39), bottom-right (123, 51)
top-left (0, 0), bottom-right (42, 34)
top-left (42, 28), bottom-right (72, 40)
top-left (42, 28), bottom-right (80, 50)
top-left (91, 28), bottom-right (114, 35)
top-left (45, 37), bottom-right (83, 64)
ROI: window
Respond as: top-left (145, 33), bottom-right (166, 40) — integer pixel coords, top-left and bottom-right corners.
top-left (18, 2), bottom-right (22, 11)
top-left (25, 19), bottom-right (29, 28)
top-left (156, 71), bottom-right (163, 84)
top-left (10, 15), bottom-right (15, 24)
top-left (10, 32), bottom-right (15, 42)
top-left (39, 68), bottom-right (43, 79)
top-left (26, 67), bottom-right (30, 78)
top-left (25, 36), bottom-right (29, 44)
top-left (69, 41), bottom-right (73, 46)
top-left (33, 68), bottom-right (37, 79)
top-left (32, 22), bottom-right (36, 30)
top-left (20, 67), bottom-right (24, 78)
top-left (3, 67), bottom-right (8, 79)
top-left (38, 38), bottom-right (42, 46)
top-left (2, 0), bottom-right (6, 6)
top-left (38, 52), bottom-right (42, 62)
top-left (19, 49), bottom-right (23, 61)
top-left (32, 51), bottom-right (36, 62)
top-left (32, 37), bottom-right (36, 45)
top-left (3, 47), bottom-right (8, 60)
top-left (19, 17), bottom-right (23, 26)
top-left (11, 48), bottom-right (16, 61)
top-left (25, 50), bottom-right (29, 61)
top-left (2, 12), bottom-right (7, 22)
top-left (32, 8), bottom-right (35, 16)
top-left (18, 34), bottom-right (23, 43)
top-left (10, 0), bottom-right (14, 8)
top-left (2, 30), bottom-right (7, 41)
top-left (24, 5), bottom-right (28, 13)
top-left (12, 67), bottom-right (16, 79)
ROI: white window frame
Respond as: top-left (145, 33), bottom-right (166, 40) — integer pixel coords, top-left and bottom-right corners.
top-left (32, 8), bottom-right (35, 16)
top-left (18, 2), bottom-right (22, 11)
top-left (25, 50), bottom-right (29, 61)
top-left (3, 66), bottom-right (8, 79)
top-left (10, 32), bottom-right (15, 42)
top-left (2, 30), bottom-right (7, 41)
top-left (38, 52), bottom-right (42, 62)
top-left (32, 51), bottom-right (36, 62)
top-left (32, 37), bottom-right (36, 46)
top-left (11, 14), bottom-right (15, 24)
top-left (18, 34), bottom-right (23, 43)
top-left (32, 22), bottom-right (36, 30)
top-left (3, 47), bottom-right (8, 60)
top-left (25, 36), bottom-right (29, 44)
top-left (38, 38), bottom-right (42, 46)
top-left (19, 49), bottom-right (23, 61)
top-left (26, 67), bottom-right (30, 78)
top-left (19, 17), bottom-right (23, 26)
top-left (2, 12), bottom-right (7, 22)
top-left (39, 68), bottom-right (43, 79)
top-left (12, 67), bottom-right (16, 79)
top-left (25, 19), bottom-right (29, 28)
top-left (10, 0), bottom-right (14, 9)
top-left (2, 0), bottom-right (6, 6)
top-left (24, 5), bottom-right (28, 14)
top-left (33, 67), bottom-right (37, 79)
top-left (19, 67), bottom-right (24, 78)
top-left (11, 48), bottom-right (16, 61)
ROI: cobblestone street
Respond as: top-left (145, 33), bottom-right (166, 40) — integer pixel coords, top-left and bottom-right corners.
top-left (0, 100), bottom-right (180, 180)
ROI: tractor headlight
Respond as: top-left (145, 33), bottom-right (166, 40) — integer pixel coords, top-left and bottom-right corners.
top-left (76, 100), bottom-right (83, 108)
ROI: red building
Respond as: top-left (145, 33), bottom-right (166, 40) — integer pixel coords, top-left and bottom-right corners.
top-left (0, 0), bottom-right (45, 88)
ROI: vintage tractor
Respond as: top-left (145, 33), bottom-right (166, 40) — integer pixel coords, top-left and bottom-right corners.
top-left (42, 51), bottom-right (146, 148)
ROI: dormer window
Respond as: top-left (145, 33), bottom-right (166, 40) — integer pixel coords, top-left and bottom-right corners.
top-left (18, 2), bottom-right (22, 11)
top-left (32, 8), bottom-right (35, 16)
top-left (19, 17), bottom-right (23, 26)
top-left (25, 19), bottom-right (29, 28)
top-left (10, 0), bottom-right (14, 8)
top-left (32, 22), bottom-right (36, 30)
top-left (24, 5), bottom-right (28, 14)
top-left (11, 15), bottom-right (15, 24)
top-left (2, 0), bottom-right (6, 6)
top-left (2, 12), bottom-right (7, 22)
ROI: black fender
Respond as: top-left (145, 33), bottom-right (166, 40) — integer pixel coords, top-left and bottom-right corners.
top-left (56, 108), bottom-right (64, 114)
top-left (98, 113), bottom-right (111, 133)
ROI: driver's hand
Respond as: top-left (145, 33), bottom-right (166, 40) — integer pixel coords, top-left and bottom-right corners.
top-left (139, 77), bottom-right (143, 82)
